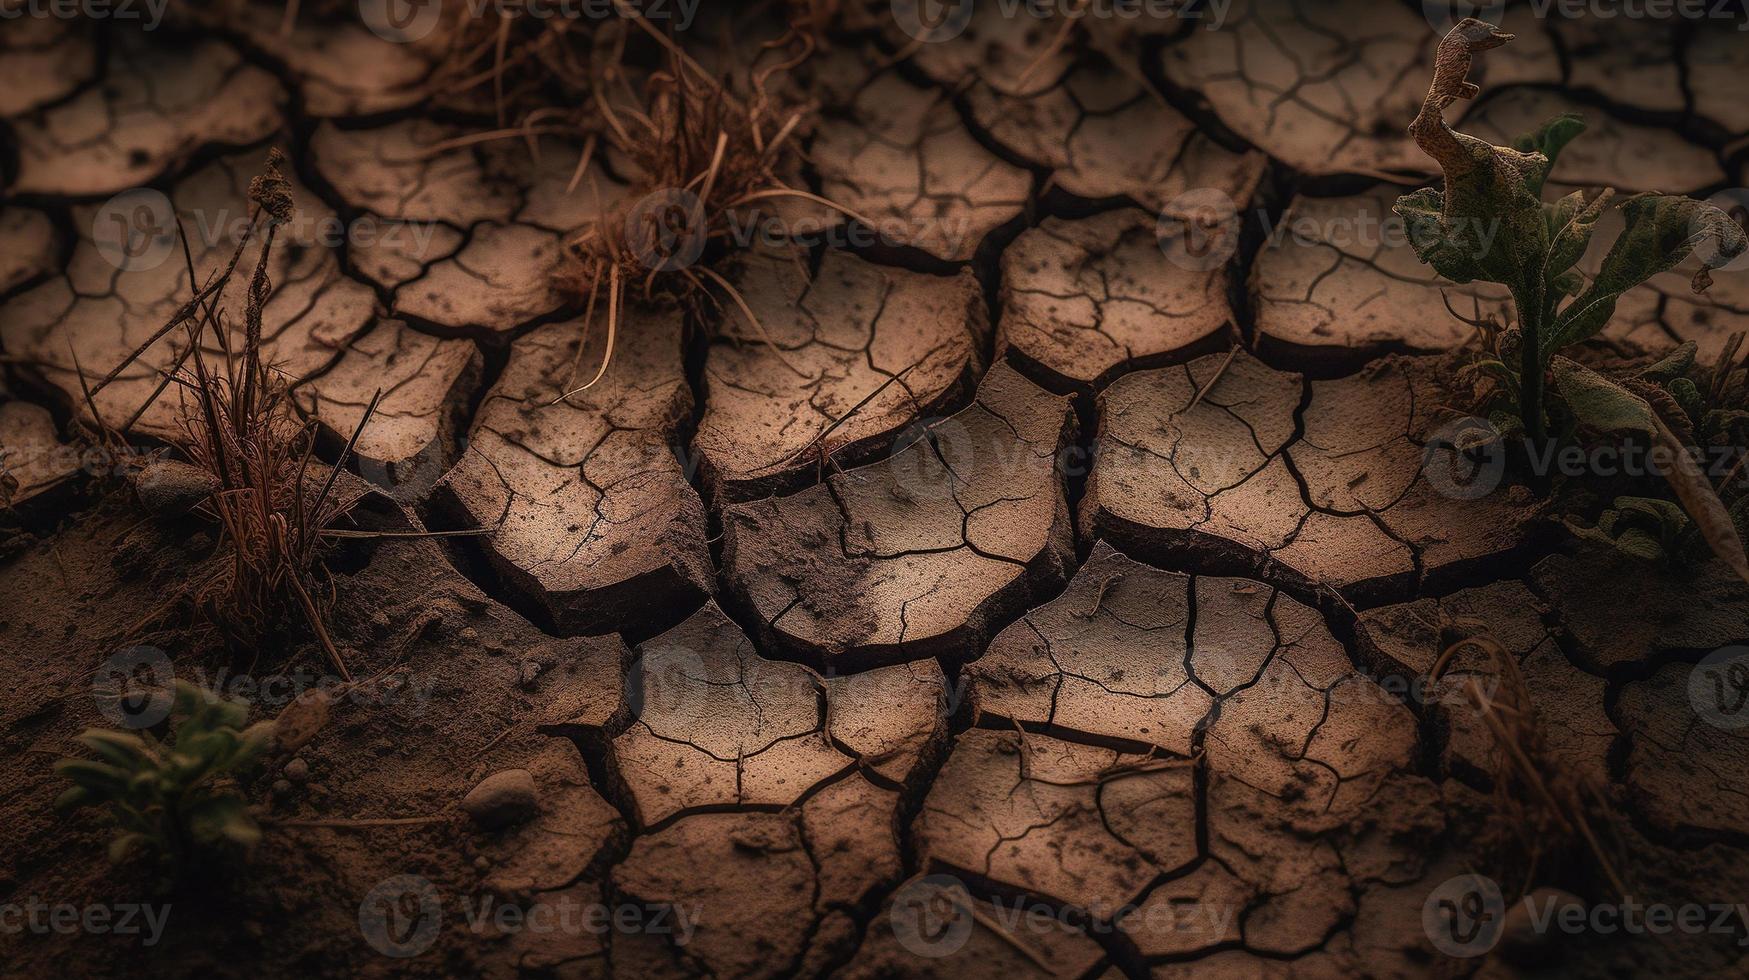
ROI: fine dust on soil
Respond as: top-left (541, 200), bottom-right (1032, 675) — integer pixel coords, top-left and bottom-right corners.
top-left (3, 4), bottom-right (1749, 980)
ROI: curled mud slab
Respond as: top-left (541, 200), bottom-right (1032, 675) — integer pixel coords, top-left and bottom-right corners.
top-left (0, 206), bottom-right (60, 297)
top-left (0, 148), bottom-right (378, 441)
top-left (430, 302), bottom-right (710, 637)
top-left (1357, 580), bottom-right (1614, 788)
top-left (998, 209), bottom-right (1236, 391)
top-left (4, 12), bottom-right (1749, 980)
top-left (693, 248), bottom-right (988, 502)
top-left (1251, 186), bottom-right (1513, 369)
top-left (0, 19), bottom-right (96, 118)
top-left (966, 60), bottom-right (1268, 213)
top-left (311, 120), bottom-right (613, 335)
top-left (290, 320), bottom-right (481, 495)
top-left (218, 4), bottom-right (444, 118)
top-left (607, 600), bottom-right (945, 827)
top-left (1157, 0), bottom-right (1556, 179)
top-left (813, 71), bottom-right (1033, 264)
top-left (1082, 350), bottom-right (1547, 604)
top-left (9, 32), bottom-right (283, 197)
top-left (0, 401), bottom-right (79, 507)
top-left (721, 361), bottom-right (1075, 670)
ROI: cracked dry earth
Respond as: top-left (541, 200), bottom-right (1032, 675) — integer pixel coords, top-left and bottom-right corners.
top-left (4, 6), bottom-right (1749, 980)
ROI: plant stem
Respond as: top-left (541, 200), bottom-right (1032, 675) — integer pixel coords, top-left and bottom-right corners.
top-left (1518, 300), bottom-right (1549, 451)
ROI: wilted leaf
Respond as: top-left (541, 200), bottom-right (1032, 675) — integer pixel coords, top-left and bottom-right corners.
top-left (1649, 411), bottom-right (1749, 587)
top-left (1551, 357), bottom-right (1659, 437)
top-left (1638, 341), bottom-right (1698, 383)
top-left (1544, 187), bottom-right (1614, 287)
top-left (1547, 194), bottom-right (1749, 354)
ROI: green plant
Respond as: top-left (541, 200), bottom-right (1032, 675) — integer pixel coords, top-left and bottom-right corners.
top-left (1396, 18), bottom-right (1749, 582)
top-left (1394, 18), bottom-right (1746, 448)
top-left (55, 681), bottom-right (274, 876)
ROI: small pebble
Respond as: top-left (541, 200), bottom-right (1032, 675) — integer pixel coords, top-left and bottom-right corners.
top-left (284, 758), bottom-right (310, 783)
top-left (462, 769), bottom-right (539, 830)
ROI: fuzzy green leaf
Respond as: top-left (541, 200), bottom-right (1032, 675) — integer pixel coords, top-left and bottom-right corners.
top-left (1513, 112), bottom-right (1586, 196)
top-left (1544, 188), bottom-right (1614, 288)
top-left (1638, 341), bottom-right (1699, 383)
top-left (1551, 357), bottom-right (1660, 437)
top-left (1548, 194), bottom-right (1749, 354)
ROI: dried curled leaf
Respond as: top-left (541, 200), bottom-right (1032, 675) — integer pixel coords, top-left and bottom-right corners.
top-left (248, 147), bottom-right (294, 225)
top-left (1546, 194), bottom-right (1749, 355)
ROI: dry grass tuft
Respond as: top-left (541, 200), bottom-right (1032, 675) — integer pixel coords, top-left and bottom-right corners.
top-left (1432, 635), bottom-right (1628, 901)
top-left (93, 150), bottom-right (376, 679)
top-left (548, 13), bottom-right (866, 403)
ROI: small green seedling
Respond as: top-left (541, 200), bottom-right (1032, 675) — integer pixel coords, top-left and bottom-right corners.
top-left (1396, 18), bottom-right (1749, 582)
top-left (1395, 18), bottom-right (1746, 447)
top-left (56, 681), bottom-right (274, 877)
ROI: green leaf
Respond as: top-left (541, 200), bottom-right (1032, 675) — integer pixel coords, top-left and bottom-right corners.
top-left (55, 758), bottom-right (130, 793)
top-left (1513, 112), bottom-right (1586, 196)
top-left (76, 729), bottom-right (152, 770)
top-left (186, 795), bottom-right (260, 849)
top-left (107, 832), bottom-right (150, 864)
top-left (55, 786), bottom-right (95, 812)
top-left (1548, 194), bottom-right (1749, 354)
top-left (1550, 357), bottom-right (1659, 436)
top-left (231, 721), bottom-right (277, 769)
top-left (1544, 188), bottom-right (1615, 287)
top-left (1638, 341), bottom-right (1698, 383)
